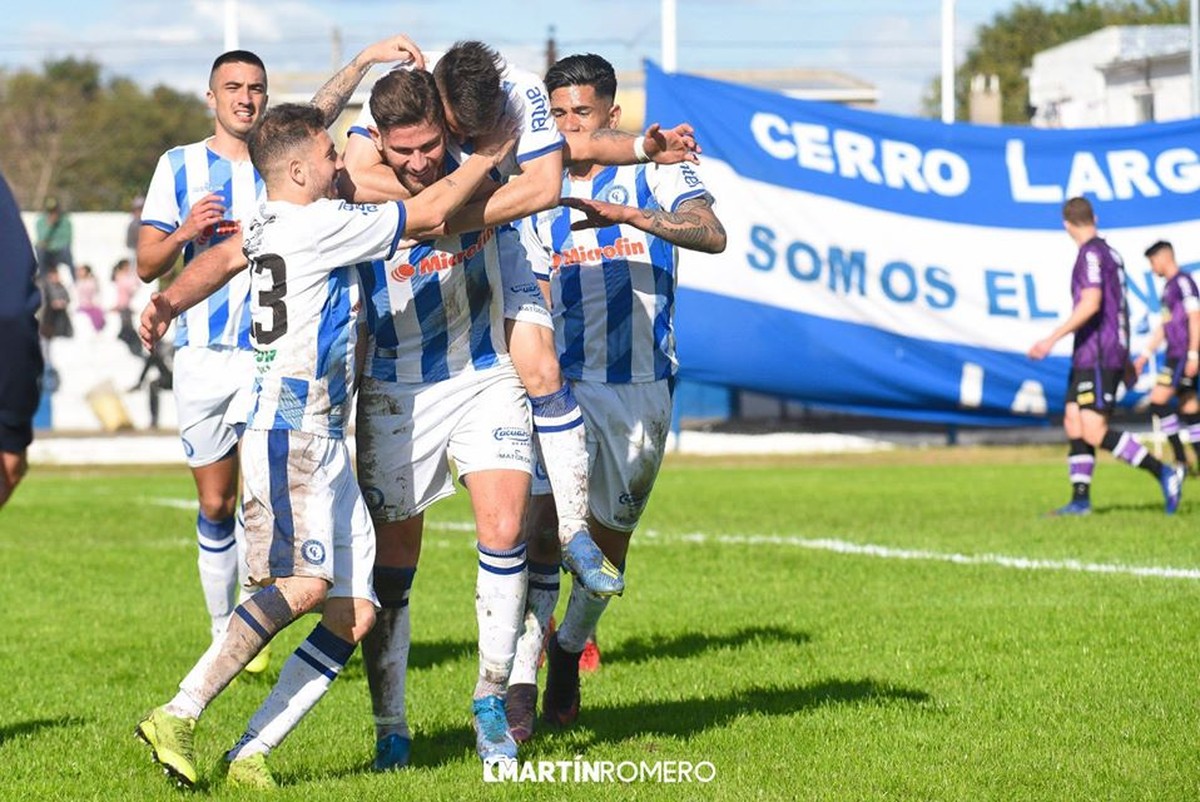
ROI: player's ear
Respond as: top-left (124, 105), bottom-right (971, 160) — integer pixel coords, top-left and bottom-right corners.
top-left (205, 88), bottom-right (217, 113)
top-left (289, 156), bottom-right (306, 186)
top-left (369, 125), bottom-right (383, 152)
top-left (609, 104), bottom-right (622, 129)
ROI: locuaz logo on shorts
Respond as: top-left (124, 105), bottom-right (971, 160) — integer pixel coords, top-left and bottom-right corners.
top-left (301, 540), bottom-right (327, 565)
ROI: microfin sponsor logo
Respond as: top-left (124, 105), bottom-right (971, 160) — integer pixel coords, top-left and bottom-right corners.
top-left (551, 237), bottom-right (646, 269)
top-left (390, 227), bottom-right (495, 282)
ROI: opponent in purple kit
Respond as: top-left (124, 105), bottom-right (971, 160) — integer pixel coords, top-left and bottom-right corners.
top-left (1133, 240), bottom-right (1200, 473)
top-left (1029, 197), bottom-right (1183, 515)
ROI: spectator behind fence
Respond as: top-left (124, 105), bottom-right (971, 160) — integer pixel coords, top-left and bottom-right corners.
top-left (112, 258), bottom-right (142, 356)
top-left (35, 196), bottom-right (74, 282)
top-left (0, 171), bottom-right (44, 509)
top-left (75, 264), bottom-right (105, 333)
top-left (129, 338), bottom-right (173, 430)
top-left (39, 266), bottom-right (73, 392)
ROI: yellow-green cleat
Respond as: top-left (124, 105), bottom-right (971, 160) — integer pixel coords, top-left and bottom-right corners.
top-left (225, 752), bottom-right (276, 789)
top-left (135, 707), bottom-right (198, 788)
top-left (243, 642), bottom-right (272, 675)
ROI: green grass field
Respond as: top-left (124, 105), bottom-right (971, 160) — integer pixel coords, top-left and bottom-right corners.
top-left (1, 446), bottom-right (1197, 801)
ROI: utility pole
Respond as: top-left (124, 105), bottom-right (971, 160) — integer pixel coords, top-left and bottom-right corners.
top-left (941, 0), bottom-right (956, 123)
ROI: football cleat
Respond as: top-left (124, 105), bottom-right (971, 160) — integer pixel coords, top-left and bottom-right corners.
top-left (1044, 499), bottom-right (1092, 517)
top-left (135, 707), bottom-right (198, 788)
top-left (373, 732), bottom-right (412, 772)
top-left (579, 635), bottom-right (601, 673)
top-left (542, 634), bottom-right (581, 728)
top-left (473, 695), bottom-right (517, 766)
top-left (1160, 464), bottom-right (1184, 514)
top-left (505, 683), bottom-right (538, 744)
top-left (561, 531), bottom-right (624, 597)
top-left (224, 752), bottom-right (275, 789)
top-left (243, 642), bottom-right (271, 675)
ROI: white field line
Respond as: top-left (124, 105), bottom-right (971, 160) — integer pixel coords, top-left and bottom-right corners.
top-left (143, 499), bottom-right (1200, 580)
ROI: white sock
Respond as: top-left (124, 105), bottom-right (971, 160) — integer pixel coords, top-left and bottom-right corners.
top-left (510, 560), bottom-right (560, 686)
top-left (529, 386), bottom-right (589, 544)
top-left (475, 542), bottom-right (527, 699)
top-left (226, 623), bottom-right (355, 759)
top-left (556, 579), bottom-right (609, 653)
top-left (197, 511), bottom-right (239, 640)
top-left (362, 566), bottom-right (415, 740)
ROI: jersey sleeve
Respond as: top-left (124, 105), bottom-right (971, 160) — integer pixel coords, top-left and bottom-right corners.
top-left (141, 152), bottom-right (181, 234)
top-left (1076, 246), bottom-right (1103, 289)
top-left (348, 103), bottom-right (376, 140)
top-left (520, 215), bottom-right (552, 282)
top-left (502, 67), bottom-right (564, 176)
top-left (648, 162), bottom-right (710, 212)
top-left (311, 200), bottom-right (407, 267)
top-left (1179, 274), bottom-right (1200, 314)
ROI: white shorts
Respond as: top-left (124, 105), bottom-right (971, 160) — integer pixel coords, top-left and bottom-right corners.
top-left (356, 363), bottom-right (533, 523)
top-left (533, 379), bottom-right (672, 532)
top-left (240, 428), bottom-right (377, 604)
top-left (500, 225), bottom-right (553, 330)
top-left (173, 345), bottom-right (256, 467)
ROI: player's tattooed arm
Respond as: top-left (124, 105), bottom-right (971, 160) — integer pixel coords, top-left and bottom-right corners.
top-left (563, 123), bottom-right (699, 167)
top-left (311, 34), bottom-right (425, 127)
top-left (562, 195), bottom-right (726, 254)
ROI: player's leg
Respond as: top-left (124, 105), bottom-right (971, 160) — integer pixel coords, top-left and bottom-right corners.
top-left (1181, 391), bottom-right (1200, 473)
top-left (507, 493), bottom-right (560, 742)
top-left (1085, 381), bottom-right (1183, 513)
top-left (1150, 362), bottom-right (1187, 465)
top-left (223, 442), bottom-right (377, 788)
top-left (1049, 400), bottom-right (1094, 515)
top-left (137, 428), bottom-right (328, 787)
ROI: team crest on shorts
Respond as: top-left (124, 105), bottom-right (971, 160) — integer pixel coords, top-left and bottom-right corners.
top-left (181, 438), bottom-right (194, 458)
top-left (301, 539), bottom-right (327, 566)
top-left (606, 186), bottom-right (630, 205)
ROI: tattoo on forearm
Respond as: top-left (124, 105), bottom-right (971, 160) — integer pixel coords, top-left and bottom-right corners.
top-left (636, 201), bottom-right (726, 252)
top-left (311, 60), bottom-right (371, 127)
top-left (590, 128), bottom-right (633, 143)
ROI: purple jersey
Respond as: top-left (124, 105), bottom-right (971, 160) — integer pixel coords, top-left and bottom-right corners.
top-left (1161, 271), bottom-right (1200, 359)
top-left (1070, 237), bottom-right (1129, 371)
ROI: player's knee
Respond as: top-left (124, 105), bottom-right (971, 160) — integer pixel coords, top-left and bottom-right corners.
top-left (322, 600), bottom-right (376, 644)
top-left (197, 492), bottom-right (237, 522)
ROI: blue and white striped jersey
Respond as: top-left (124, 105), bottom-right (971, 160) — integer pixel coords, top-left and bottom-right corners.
top-left (358, 219), bottom-right (524, 384)
top-left (244, 198), bottom-right (406, 439)
top-left (349, 53), bottom-right (563, 179)
top-left (526, 162), bottom-right (708, 384)
top-left (141, 139), bottom-right (265, 349)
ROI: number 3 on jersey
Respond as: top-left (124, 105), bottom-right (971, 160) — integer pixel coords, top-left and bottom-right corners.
top-left (252, 253), bottom-right (288, 345)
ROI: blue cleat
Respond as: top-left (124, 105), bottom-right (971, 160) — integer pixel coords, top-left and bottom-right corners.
top-left (1045, 499), bottom-right (1092, 517)
top-left (1160, 464), bottom-right (1184, 515)
top-left (373, 732), bottom-right (412, 772)
top-left (561, 531), bottom-right (624, 597)
top-left (472, 695), bottom-right (517, 767)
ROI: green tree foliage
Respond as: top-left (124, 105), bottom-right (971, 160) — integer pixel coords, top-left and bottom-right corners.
top-left (0, 58), bottom-right (212, 211)
top-left (923, 0), bottom-right (1189, 123)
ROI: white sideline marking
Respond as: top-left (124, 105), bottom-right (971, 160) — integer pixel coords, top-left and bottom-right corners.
top-left (143, 499), bottom-right (1200, 580)
top-left (641, 531), bottom-right (1200, 581)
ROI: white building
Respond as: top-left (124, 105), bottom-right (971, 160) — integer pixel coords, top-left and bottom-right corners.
top-left (1027, 25), bottom-right (1192, 127)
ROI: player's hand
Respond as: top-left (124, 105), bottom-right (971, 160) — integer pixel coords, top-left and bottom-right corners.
top-left (360, 33), bottom-right (424, 70)
top-left (474, 113), bottom-right (520, 166)
top-left (180, 193), bottom-right (226, 241)
top-left (139, 292), bottom-right (174, 351)
top-left (1187, 357), bottom-right (1199, 378)
top-left (562, 197), bottom-right (636, 231)
top-left (1132, 354), bottom-right (1148, 374)
top-left (1027, 337), bottom-right (1054, 360)
top-left (643, 122), bottom-right (700, 165)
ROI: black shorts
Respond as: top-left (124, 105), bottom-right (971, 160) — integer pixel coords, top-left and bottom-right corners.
top-left (1066, 367), bottom-right (1121, 412)
top-left (1156, 358), bottom-right (1198, 396)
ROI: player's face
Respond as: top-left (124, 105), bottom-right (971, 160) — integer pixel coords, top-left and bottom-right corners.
top-left (376, 120), bottom-right (447, 195)
top-left (549, 85), bottom-right (619, 135)
top-left (305, 131), bottom-right (343, 201)
top-left (1148, 249), bottom-right (1174, 277)
top-left (208, 61), bottom-right (268, 140)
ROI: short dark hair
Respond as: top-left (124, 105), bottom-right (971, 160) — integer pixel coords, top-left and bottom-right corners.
top-left (1145, 240), bottom-right (1173, 259)
top-left (370, 69), bottom-right (444, 132)
top-left (545, 53), bottom-right (617, 102)
top-left (1062, 196), bottom-right (1094, 226)
top-left (247, 103), bottom-right (325, 180)
top-left (210, 50), bottom-right (267, 87)
top-left (432, 41), bottom-right (505, 137)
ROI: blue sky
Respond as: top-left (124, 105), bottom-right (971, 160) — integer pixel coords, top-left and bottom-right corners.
top-left (1, 0), bottom-right (1027, 115)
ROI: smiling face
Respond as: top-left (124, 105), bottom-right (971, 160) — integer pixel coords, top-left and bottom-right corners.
top-left (374, 120), bottom-right (447, 196)
top-left (208, 60), bottom-right (268, 140)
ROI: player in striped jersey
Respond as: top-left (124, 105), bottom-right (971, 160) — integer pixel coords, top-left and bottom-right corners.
top-left (136, 50), bottom-right (270, 666)
top-left (505, 53), bottom-right (726, 740)
top-left (342, 41), bottom-right (700, 601)
top-left (135, 102), bottom-right (511, 789)
top-left (1134, 240), bottom-right (1200, 473)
